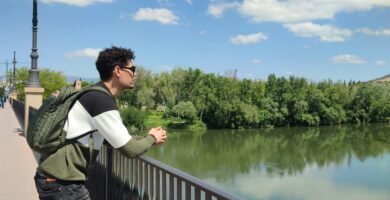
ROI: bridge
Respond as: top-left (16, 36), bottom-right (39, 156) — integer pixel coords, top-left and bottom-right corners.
top-left (0, 96), bottom-right (239, 200)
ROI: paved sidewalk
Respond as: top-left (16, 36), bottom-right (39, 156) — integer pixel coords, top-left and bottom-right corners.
top-left (0, 102), bottom-right (39, 199)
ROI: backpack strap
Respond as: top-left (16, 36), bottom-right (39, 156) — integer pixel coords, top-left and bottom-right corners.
top-left (64, 85), bottom-right (112, 164)
top-left (65, 130), bottom-right (96, 166)
top-left (65, 130), bottom-right (96, 144)
top-left (80, 85), bottom-right (112, 97)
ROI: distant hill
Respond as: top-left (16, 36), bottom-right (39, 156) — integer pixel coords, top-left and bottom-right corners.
top-left (371, 74), bottom-right (390, 83)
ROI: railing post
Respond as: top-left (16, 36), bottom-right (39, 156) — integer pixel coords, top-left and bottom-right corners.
top-left (177, 178), bottom-right (182, 200)
top-left (9, 93), bottom-right (17, 104)
top-left (149, 165), bottom-right (154, 198)
top-left (156, 168), bottom-right (160, 200)
top-left (185, 182), bottom-right (191, 200)
top-left (162, 171), bottom-right (167, 200)
top-left (106, 147), bottom-right (113, 200)
top-left (169, 175), bottom-right (174, 199)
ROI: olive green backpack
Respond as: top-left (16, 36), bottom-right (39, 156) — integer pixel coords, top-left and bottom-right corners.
top-left (27, 85), bottom-right (110, 156)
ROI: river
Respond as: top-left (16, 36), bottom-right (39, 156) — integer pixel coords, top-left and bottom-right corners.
top-left (145, 124), bottom-right (390, 200)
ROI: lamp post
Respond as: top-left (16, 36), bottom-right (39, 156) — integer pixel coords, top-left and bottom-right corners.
top-left (6, 60), bottom-right (9, 85)
top-left (4, 60), bottom-right (9, 84)
top-left (27, 0), bottom-right (40, 87)
top-left (12, 51), bottom-right (17, 87)
top-left (23, 0), bottom-right (44, 135)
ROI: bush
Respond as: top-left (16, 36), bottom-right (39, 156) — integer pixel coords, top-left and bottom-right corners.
top-left (120, 106), bottom-right (147, 130)
top-left (170, 101), bottom-right (197, 123)
top-left (144, 111), bottom-right (169, 128)
top-left (188, 120), bottom-right (207, 130)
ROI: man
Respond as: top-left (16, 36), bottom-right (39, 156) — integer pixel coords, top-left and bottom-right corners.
top-left (0, 96), bottom-right (4, 108)
top-left (34, 46), bottom-right (167, 200)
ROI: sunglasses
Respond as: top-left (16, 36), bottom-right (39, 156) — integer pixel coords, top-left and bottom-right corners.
top-left (120, 66), bottom-right (136, 73)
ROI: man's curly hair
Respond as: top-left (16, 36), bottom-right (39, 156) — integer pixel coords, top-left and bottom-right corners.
top-left (95, 46), bottom-right (135, 81)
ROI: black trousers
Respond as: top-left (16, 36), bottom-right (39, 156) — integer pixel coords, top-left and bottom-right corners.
top-left (34, 173), bottom-right (90, 200)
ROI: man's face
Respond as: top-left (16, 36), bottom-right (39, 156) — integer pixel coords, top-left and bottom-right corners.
top-left (118, 60), bottom-right (137, 89)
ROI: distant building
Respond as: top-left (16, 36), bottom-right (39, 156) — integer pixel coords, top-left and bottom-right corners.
top-left (73, 80), bottom-right (82, 90)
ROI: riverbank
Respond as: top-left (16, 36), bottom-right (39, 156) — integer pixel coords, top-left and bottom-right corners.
top-left (124, 109), bottom-right (390, 131)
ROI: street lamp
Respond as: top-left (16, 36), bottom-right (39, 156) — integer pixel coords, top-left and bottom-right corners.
top-left (27, 0), bottom-right (40, 87)
top-left (0, 60), bottom-right (10, 84)
top-left (12, 51), bottom-right (17, 87)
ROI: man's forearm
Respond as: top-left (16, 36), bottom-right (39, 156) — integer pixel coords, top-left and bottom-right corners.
top-left (118, 135), bottom-right (156, 158)
top-left (132, 135), bottom-right (147, 140)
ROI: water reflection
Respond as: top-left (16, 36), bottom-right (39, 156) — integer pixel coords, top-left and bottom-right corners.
top-left (145, 124), bottom-right (390, 199)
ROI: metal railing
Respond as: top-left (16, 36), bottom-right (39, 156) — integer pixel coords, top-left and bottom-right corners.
top-left (12, 99), bottom-right (25, 127)
top-left (10, 101), bottom-right (239, 200)
top-left (87, 145), bottom-right (239, 200)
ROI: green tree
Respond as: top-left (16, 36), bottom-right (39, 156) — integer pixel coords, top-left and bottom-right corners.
top-left (39, 68), bottom-right (68, 99)
top-left (81, 81), bottom-right (93, 87)
top-left (171, 101), bottom-right (197, 123)
top-left (15, 67), bottom-right (67, 101)
top-left (120, 106), bottom-right (146, 130)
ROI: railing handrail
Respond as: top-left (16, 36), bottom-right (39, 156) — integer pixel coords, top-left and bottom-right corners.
top-left (11, 99), bottom-right (26, 129)
top-left (139, 154), bottom-right (240, 199)
top-left (12, 99), bottom-right (24, 105)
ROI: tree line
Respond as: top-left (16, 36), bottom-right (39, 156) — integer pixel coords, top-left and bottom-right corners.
top-left (119, 67), bottom-right (390, 128)
top-left (13, 67), bottom-right (390, 129)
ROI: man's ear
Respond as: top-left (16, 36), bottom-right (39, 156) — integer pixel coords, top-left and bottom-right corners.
top-left (113, 66), bottom-right (121, 77)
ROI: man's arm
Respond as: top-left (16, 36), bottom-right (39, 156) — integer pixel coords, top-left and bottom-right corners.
top-left (79, 90), bottom-right (166, 158)
top-left (92, 110), bottom-right (156, 157)
top-left (117, 135), bottom-right (156, 158)
top-left (92, 109), bottom-right (167, 158)
top-left (117, 127), bottom-right (167, 158)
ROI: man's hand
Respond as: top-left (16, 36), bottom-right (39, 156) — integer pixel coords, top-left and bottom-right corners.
top-left (148, 126), bottom-right (167, 145)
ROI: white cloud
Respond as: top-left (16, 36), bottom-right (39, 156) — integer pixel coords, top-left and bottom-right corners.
top-left (284, 22), bottom-right (352, 42)
top-left (133, 8), bottom-right (179, 25)
top-left (65, 48), bottom-right (102, 58)
top-left (357, 28), bottom-right (390, 36)
top-left (332, 54), bottom-right (366, 64)
top-left (230, 32), bottom-right (268, 45)
top-left (208, 2), bottom-right (240, 18)
top-left (375, 60), bottom-right (386, 66)
top-left (208, 0), bottom-right (390, 23)
top-left (185, 0), bottom-right (192, 5)
top-left (40, 0), bottom-right (113, 7)
top-left (199, 30), bottom-right (206, 35)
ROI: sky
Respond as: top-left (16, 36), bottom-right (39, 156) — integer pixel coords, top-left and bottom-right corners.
top-left (0, 0), bottom-right (389, 82)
